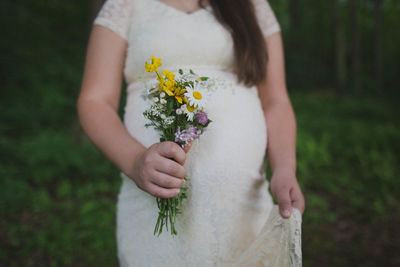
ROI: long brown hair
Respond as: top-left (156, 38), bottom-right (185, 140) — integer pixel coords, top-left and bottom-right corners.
top-left (199, 0), bottom-right (268, 87)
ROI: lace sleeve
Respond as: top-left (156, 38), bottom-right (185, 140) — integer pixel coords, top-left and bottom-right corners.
top-left (93, 0), bottom-right (134, 41)
top-left (251, 0), bottom-right (281, 37)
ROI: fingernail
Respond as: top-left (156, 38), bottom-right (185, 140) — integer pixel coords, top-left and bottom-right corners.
top-left (283, 209), bottom-right (291, 217)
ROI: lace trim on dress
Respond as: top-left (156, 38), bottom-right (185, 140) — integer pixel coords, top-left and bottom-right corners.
top-left (232, 205), bottom-right (302, 267)
top-left (251, 0), bottom-right (281, 37)
top-left (93, 0), bottom-right (280, 40)
top-left (93, 0), bottom-right (134, 40)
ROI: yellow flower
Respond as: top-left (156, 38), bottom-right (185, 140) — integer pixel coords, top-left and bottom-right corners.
top-left (165, 80), bottom-right (175, 88)
top-left (151, 56), bottom-right (162, 68)
top-left (157, 76), bottom-right (165, 90)
top-left (162, 70), bottom-right (175, 81)
top-left (175, 96), bottom-right (183, 104)
top-left (175, 87), bottom-right (186, 96)
top-left (144, 56), bottom-right (162, 72)
top-left (163, 87), bottom-right (174, 96)
top-left (145, 62), bottom-right (157, 72)
top-left (159, 80), bottom-right (173, 96)
top-left (173, 87), bottom-right (186, 104)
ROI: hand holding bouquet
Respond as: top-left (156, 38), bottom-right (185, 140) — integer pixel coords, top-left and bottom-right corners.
top-left (142, 56), bottom-right (215, 236)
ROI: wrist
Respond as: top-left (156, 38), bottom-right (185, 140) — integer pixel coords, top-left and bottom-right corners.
top-left (119, 143), bottom-right (146, 176)
top-left (271, 167), bottom-right (296, 179)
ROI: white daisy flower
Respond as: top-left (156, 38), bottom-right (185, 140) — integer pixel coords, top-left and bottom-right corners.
top-left (160, 99), bottom-right (167, 104)
top-left (160, 114), bottom-right (166, 120)
top-left (184, 81), bottom-right (209, 109)
top-left (148, 103), bottom-right (164, 117)
top-left (181, 104), bottom-right (197, 121)
top-left (163, 116), bottom-right (175, 126)
top-left (176, 109), bottom-right (183, 115)
top-left (153, 97), bottom-right (159, 103)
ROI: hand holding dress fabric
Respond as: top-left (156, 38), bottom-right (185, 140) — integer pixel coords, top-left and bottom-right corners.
top-left (92, 0), bottom-right (303, 266)
top-left (270, 171), bottom-right (306, 218)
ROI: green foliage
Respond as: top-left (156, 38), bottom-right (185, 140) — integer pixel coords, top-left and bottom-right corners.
top-left (1, 0), bottom-right (399, 266)
top-left (276, 92), bottom-right (399, 266)
top-left (270, 0), bottom-right (400, 94)
top-left (0, 128), bottom-right (119, 266)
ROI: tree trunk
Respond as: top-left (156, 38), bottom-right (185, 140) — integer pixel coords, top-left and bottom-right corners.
top-left (288, 0), bottom-right (301, 50)
top-left (373, 0), bottom-right (383, 93)
top-left (349, 0), bottom-right (361, 94)
top-left (312, 0), bottom-right (324, 88)
top-left (332, 0), bottom-right (347, 93)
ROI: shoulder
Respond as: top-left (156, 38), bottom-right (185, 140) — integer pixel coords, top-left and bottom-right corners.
top-left (93, 0), bottom-right (136, 41)
top-left (250, 0), bottom-right (281, 38)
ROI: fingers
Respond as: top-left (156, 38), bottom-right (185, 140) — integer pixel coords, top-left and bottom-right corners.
top-left (157, 141), bottom-right (186, 165)
top-left (276, 186), bottom-right (292, 218)
top-left (154, 155), bottom-right (187, 179)
top-left (183, 142), bottom-right (192, 153)
top-left (290, 185), bottom-right (305, 215)
top-left (151, 171), bottom-right (186, 189)
top-left (146, 168), bottom-right (186, 198)
top-left (147, 183), bottom-right (181, 198)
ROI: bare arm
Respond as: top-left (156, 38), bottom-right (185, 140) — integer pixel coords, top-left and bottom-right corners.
top-left (77, 25), bottom-right (146, 175)
top-left (257, 32), bottom-right (305, 217)
top-left (77, 26), bottom-right (187, 198)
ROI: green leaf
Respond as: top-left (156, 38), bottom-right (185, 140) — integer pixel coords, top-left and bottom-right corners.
top-left (167, 98), bottom-right (174, 115)
top-left (204, 119), bottom-right (212, 127)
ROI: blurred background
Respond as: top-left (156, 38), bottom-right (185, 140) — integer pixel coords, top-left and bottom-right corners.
top-left (0, 0), bottom-right (399, 266)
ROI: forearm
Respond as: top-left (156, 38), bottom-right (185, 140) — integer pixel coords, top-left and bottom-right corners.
top-left (77, 98), bottom-right (146, 174)
top-left (263, 99), bottom-right (297, 176)
top-left (257, 33), bottom-right (305, 215)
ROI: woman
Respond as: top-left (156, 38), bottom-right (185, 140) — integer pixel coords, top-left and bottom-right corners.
top-left (77, 0), bottom-right (305, 265)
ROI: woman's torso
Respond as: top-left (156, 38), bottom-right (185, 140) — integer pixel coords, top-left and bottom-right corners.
top-left (123, 0), bottom-right (237, 86)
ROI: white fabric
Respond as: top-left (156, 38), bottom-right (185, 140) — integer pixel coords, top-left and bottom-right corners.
top-left (93, 0), bottom-right (134, 40)
top-left (252, 0), bottom-right (282, 37)
top-left (94, 1), bottom-right (301, 266)
top-left (232, 206), bottom-right (302, 267)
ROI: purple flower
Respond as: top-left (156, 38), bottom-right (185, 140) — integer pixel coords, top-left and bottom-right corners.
top-left (195, 112), bottom-right (208, 125)
top-left (175, 125), bottom-right (202, 145)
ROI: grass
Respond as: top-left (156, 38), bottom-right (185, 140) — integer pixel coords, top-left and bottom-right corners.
top-left (1, 90), bottom-right (399, 266)
top-left (1, 1), bottom-right (399, 265)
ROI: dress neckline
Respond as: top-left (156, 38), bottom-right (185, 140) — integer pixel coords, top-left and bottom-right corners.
top-left (152, 0), bottom-right (212, 16)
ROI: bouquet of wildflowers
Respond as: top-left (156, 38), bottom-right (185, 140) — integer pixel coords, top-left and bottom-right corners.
top-left (142, 56), bottom-right (214, 236)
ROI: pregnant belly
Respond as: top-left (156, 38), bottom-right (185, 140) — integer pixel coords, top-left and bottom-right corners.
top-left (123, 70), bottom-right (267, 180)
top-left (120, 72), bottom-right (271, 248)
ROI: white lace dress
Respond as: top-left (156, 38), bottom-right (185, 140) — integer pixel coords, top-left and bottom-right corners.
top-left (93, 0), bottom-right (302, 266)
